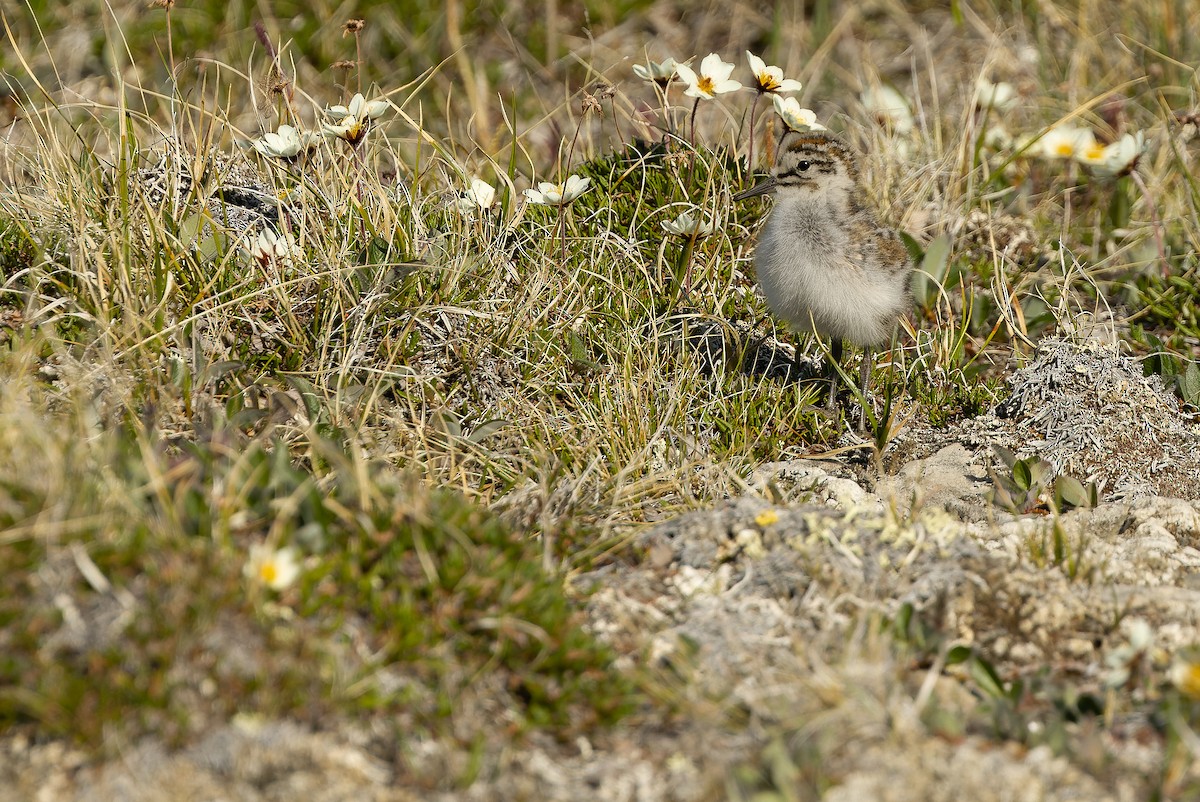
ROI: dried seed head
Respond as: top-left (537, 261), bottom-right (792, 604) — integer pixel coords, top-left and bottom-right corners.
top-left (581, 93), bottom-right (604, 117)
top-left (266, 65), bottom-right (292, 100)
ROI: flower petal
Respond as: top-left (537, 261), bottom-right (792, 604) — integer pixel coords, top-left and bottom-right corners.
top-left (674, 62), bottom-right (699, 87)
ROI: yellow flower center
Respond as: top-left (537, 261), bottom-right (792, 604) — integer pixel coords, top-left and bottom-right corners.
top-left (1178, 662), bottom-right (1200, 699)
top-left (1055, 142), bottom-right (1075, 157)
top-left (755, 510), bottom-right (780, 527)
top-left (759, 74), bottom-right (780, 92)
top-left (697, 76), bottom-right (715, 95)
top-left (1083, 144), bottom-right (1105, 161)
top-left (259, 563), bottom-right (278, 584)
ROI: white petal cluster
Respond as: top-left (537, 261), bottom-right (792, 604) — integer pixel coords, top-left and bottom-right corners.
top-left (772, 96), bottom-right (824, 132)
top-left (243, 228), bottom-right (302, 265)
top-left (244, 544), bottom-right (301, 591)
top-left (662, 210), bottom-right (715, 238)
top-left (675, 54), bottom-right (742, 100)
top-left (523, 174), bottom-right (591, 206)
top-left (632, 57), bottom-right (679, 85)
top-left (458, 177), bottom-right (498, 213)
top-left (975, 77), bottom-right (1018, 112)
top-left (1103, 618), bottom-right (1159, 688)
top-left (322, 93), bottom-right (389, 144)
top-left (1037, 124), bottom-right (1096, 160)
top-left (746, 52), bottom-right (802, 94)
top-left (251, 124), bottom-right (321, 159)
top-left (1075, 131), bottom-right (1145, 177)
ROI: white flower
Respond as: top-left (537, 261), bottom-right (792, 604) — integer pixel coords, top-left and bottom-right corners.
top-left (674, 53), bottom-right (742, 100)
top-left (861, 84), bottom-right (914, 134)
top-left (982, 123), bottom-right (1013, 150)
top-left (1036, 124), bottom-right (1097, 160)
top-left (632, 57), bottom-right (679, 86)
top-left (250, 124), bottom-right (320, 159)
top-left (523, 174), bottom-right (591, 206)
top-left (458, 177), bottom-right (497, 213)
top-left (244, 544), bottom-right (301, 591)
top-left (1103, 617), bottom-right (1156, 688)
top-left (975, 77), bottom-right (1018, 112)
top-left (772, 95), bottom-right (824, 132)
top-left (662, 209), bottom-right (715, 238)
top-left (242, 228), bottom-right (302, 265)
top-left (746, 51), bottom-right (802, 94)
top-left (1076, 131), bottom-right (1145, 177)
top-left (327, 92), bottom-right (389, 121)
top-left (322, 93), bottom-right (389, 145)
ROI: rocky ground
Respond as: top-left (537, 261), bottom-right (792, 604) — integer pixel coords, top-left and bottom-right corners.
top-left (3, 337), bottom-right (1199, 800)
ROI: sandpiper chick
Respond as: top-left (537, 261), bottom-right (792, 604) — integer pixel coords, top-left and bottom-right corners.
top-left (735, 129), bottom-right (912, 422)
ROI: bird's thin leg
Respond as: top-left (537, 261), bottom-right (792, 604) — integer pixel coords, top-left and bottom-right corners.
top-left (858, 347), bottom-right (874, 431)
top-left (792, 337), bottom-right (805, 383)
top-left (825, 338), bottom-right (844, 412)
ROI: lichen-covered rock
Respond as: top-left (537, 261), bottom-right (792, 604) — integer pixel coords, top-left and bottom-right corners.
top-left (962, 338), bottom-right (1200, 500)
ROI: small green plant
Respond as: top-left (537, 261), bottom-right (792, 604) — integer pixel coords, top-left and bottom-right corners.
top-left (1131, 328), bottom-right (1200, 408)
top-left (1180, 362), bottom-right (1200, 408)
top-left (988, 446), bottom-right (1099, 515)
top-left (908, 232), bottom-right (953, 313)
top-left (945, 645), bottom-right (1103, 746)
top-left (1026, 519), bottom-right (1092, 579)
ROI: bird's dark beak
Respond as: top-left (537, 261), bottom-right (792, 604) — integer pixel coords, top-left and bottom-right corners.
top-left (732, 177), bottom-right (777, 201)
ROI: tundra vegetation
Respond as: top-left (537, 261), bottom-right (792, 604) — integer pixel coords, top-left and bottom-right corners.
top-left (1, 1), bottom-right (1199, 798)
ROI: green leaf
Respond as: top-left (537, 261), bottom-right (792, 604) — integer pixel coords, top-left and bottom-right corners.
top-left (899, 231), bottom-right (925, 263)
top-left (1179, 362), bottom-right (1200, 406)
top-left (993, 445), bottom-right (1018, 471)
top-left (284, 375), bottom-right (323, 424)
top-left (969, 654), bottom-right (1007, 699)
top-left (168, 356), bottom-right (189, 389)
top-left (1012, 458), bottom-right (1032, 491)
top-left (432, 409), bottom-right (462, 440)
top-left (946, 645), bottom-right (972, 666)
top-left (988, 472), bottom-right (1022, 513)
top-left (911, 233), bottom-right (953, 307)
top-left (1054, 475), bottom-right (1088, 510)
top-left (466, 419), bottom-right (509, 445)
top-left (1141, 332), bottom-right (1166, 376)
top-left (200, 360), bottom-right (244, 384)
top-left (892, 602), bottom-right (913, 641)
top-left (1025, 457), bottom-right (1051, 489)
top-left (229, 407), bottom-right (269, 431)
top-left (920, 234), bottom-right (953, 283)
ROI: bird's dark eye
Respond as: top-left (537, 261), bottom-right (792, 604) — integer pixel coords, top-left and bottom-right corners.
top-left (798, 161), bottom-right (811, 171)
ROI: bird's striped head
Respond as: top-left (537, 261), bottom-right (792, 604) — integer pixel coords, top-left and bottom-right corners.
top-left (771, 130), bottom-right (859, 191)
